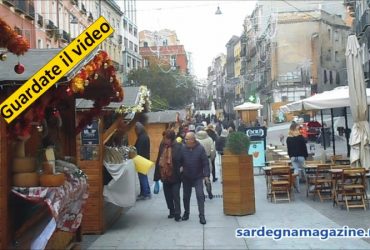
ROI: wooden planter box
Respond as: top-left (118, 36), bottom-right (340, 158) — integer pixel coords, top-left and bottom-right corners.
top-left (222, 154), bottom-right (255, 215)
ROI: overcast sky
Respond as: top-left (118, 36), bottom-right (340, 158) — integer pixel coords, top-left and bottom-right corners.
top-left (133, 0), bottom-right (256, 80)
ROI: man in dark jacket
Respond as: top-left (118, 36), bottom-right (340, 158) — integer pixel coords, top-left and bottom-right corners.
top-left (135, 122), bottom-right (151, 200)
top-left (181, 132), bottom-right (210, 225)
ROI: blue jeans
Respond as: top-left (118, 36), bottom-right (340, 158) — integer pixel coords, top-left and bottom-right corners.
top-left (291, 156), bottom-right (305, 192)
top-left (138, 173), bottom-right (151, 197)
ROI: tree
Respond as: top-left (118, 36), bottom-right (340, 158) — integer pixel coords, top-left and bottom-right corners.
top-left (128, 66), bottom-right (196, 111)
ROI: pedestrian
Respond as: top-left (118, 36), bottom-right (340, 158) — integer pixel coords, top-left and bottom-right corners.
top-left (195, 126), bottom-right (215, 198)
top-left (205, 124), bottom-right (218, 182)
top-left (286, 122), bottom-right (308, 193)
top-left (135, 122), bottom-right (151, 200)
top-left (215, 129), bottom-right (228, 181)
top-left (154, 129), bottom-right (182, 221)
top-left (181, 132), bottom-right (210, 225)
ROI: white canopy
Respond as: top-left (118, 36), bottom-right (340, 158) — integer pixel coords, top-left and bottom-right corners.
top-left (281, 86), bottom-right (370, 112)
top-left (234, 102), bottom-right (263, 111)
top-left (346, 35), bottom-right (370, 168)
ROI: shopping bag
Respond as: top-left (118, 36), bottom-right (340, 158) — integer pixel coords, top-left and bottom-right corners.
top-left (152, 180), bottom-right (162, 194)
top-left (133, 155), bottom-right (154, 174)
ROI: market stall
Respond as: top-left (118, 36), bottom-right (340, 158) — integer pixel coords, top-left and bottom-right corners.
top-left (0, 40), bottom-right (123, 249)
top-left (75, 85), bottom-right (151, 234)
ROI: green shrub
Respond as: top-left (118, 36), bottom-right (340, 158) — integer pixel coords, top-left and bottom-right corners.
top-left (225, 131), bottom-right (250, 155)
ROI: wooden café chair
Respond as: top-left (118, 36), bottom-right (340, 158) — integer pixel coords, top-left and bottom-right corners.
top-left (339, 167), bottom-right (367, 211)
top-left (313, 164), bottom-right (332, 202)
top-left (270, 166), bottom-right (292, 203)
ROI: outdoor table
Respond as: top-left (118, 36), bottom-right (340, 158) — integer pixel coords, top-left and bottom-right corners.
top-left (272, 149), bottom-right (283, 153)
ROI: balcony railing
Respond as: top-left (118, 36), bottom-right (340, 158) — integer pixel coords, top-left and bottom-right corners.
top-left (3, 0), bottom-right (16, 7)
top-left (37, 14), bottom-right (43, 27)
top-left (61, 30), bottom-right (70, 43)
top-left (14, 0), bottom-right (35, 20)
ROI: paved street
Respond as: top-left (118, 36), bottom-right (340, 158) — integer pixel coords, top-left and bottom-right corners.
top-left (81, 121), bottom-right (370, 249)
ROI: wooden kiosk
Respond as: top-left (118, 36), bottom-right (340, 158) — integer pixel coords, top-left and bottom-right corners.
top-left (0, 48), bottom-right (124, 248)
top-left (233, 102), bottom-right (263, 124)
top-left (0, 49), bottom-right (93, 249)
top-left (75, 86), bottom-right (151, 234)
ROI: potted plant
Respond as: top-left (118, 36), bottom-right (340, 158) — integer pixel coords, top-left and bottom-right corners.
top-left (222, 132), bottom-right (255, 216)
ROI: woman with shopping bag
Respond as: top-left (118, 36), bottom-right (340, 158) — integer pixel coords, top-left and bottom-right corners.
top-left (154, 129), bottom-right (183, 222)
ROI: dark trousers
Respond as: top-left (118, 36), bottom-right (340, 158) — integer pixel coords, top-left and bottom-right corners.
top-left (163, 182), bottom-right (181, 216)
top-left (182, 177), bottom-right (205, 216)
top-left (211, 158), bottom-right (216, 180)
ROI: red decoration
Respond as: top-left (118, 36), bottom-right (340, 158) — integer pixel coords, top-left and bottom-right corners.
top-left (14, 62), bottom-right (25, 74)
top-left (0, 18), bottom-right (29, 56)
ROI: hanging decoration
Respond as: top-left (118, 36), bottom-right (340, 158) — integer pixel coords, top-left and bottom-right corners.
top-left (14, 62), bottom-right (25, 74)
top-left (0, 53), bottom-right (7, 61)
top-left (72, 50), bottom-right (125, 135)
top-left (70, 50), bottom-right (123, 102)
top-left (0, 18), bottom-right (29, 56)
top-left (116, 86), bottom-right (151, 114)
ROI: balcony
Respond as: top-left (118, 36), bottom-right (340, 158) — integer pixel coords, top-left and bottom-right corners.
top-left (3, 0), bottom-right (16, 7)
top-left (61, 30), bottom-right (70, 43)
top-left (80, 3), bottom-right (87, 15)
top-left (14, 0), bottom-right (34, 20)
top-left (37, 14), bottom-right (43, 27)
top-left (88, 12), bottom-right (94, 22)
top-left (45, 20), bottom-right (56, 38)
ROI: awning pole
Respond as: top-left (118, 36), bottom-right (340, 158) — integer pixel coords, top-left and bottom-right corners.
top-left (331, 108), bottom-right (336, 155)
top-left (344, 107), bottom-right (350, 158)
top-left (321, 110), bottom-right (326, 150)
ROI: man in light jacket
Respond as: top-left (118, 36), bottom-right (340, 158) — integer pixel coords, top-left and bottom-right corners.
top-left (195, 126), bottom-right (215, 199)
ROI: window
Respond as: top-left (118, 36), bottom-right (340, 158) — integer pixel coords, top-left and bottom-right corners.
top-left (129, 41), bottom-right (133, 51)
top-left (132, 59), bottom-right (136, 69)
top-left (163, 39), bottom-right (168, 46)
top-left (14, 26), bottom-right (22, 35)
top-left (143, 42), bottom-right (148, 47)
top-left (123, 19), bottom-right (127, 29)
top-left (335, 51), bottom-right (338, 62)
top-left (134, 28), bottom-right (137, 37)
top-left (127, 56), bottom-right (131, 67)
top-left (124, 38), bottom-right (128, 48)
top-left (37, 39), bottom-right (43, 48)
top-left (329, 70), bottom-right (333, 84)
top-left (334, 30), bottom-right (339, 42)
top-left (143, 59), bottom-right (149, 68)
top-left (170, 55), bottom-right (176, 67)
top-left (328, 28), bottom-right (331, 41)
top-left (324, 70), bottom-right (327, 84)
top-left (336, 71), bottom-right (340, 85)
top-left (134, 45), bottom-right (138, 53)
top-left (129, 24), bottom-right (133, 34)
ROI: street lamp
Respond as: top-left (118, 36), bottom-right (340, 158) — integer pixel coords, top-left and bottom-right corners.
top-left (215, 6), bottom-right (222, 15)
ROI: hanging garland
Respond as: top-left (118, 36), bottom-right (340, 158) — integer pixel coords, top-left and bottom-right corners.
top-left (0, 17), bottom-right (29, 56)
top-left (72, 50), bottom-right (125, 135)
top-left (115, 86), bottom-right (151, 114)
top-left (69, 50), bottom-right (124, 102)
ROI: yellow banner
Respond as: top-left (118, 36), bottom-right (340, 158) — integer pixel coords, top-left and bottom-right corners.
top-left (0, 16), bottom-right (114, 123)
